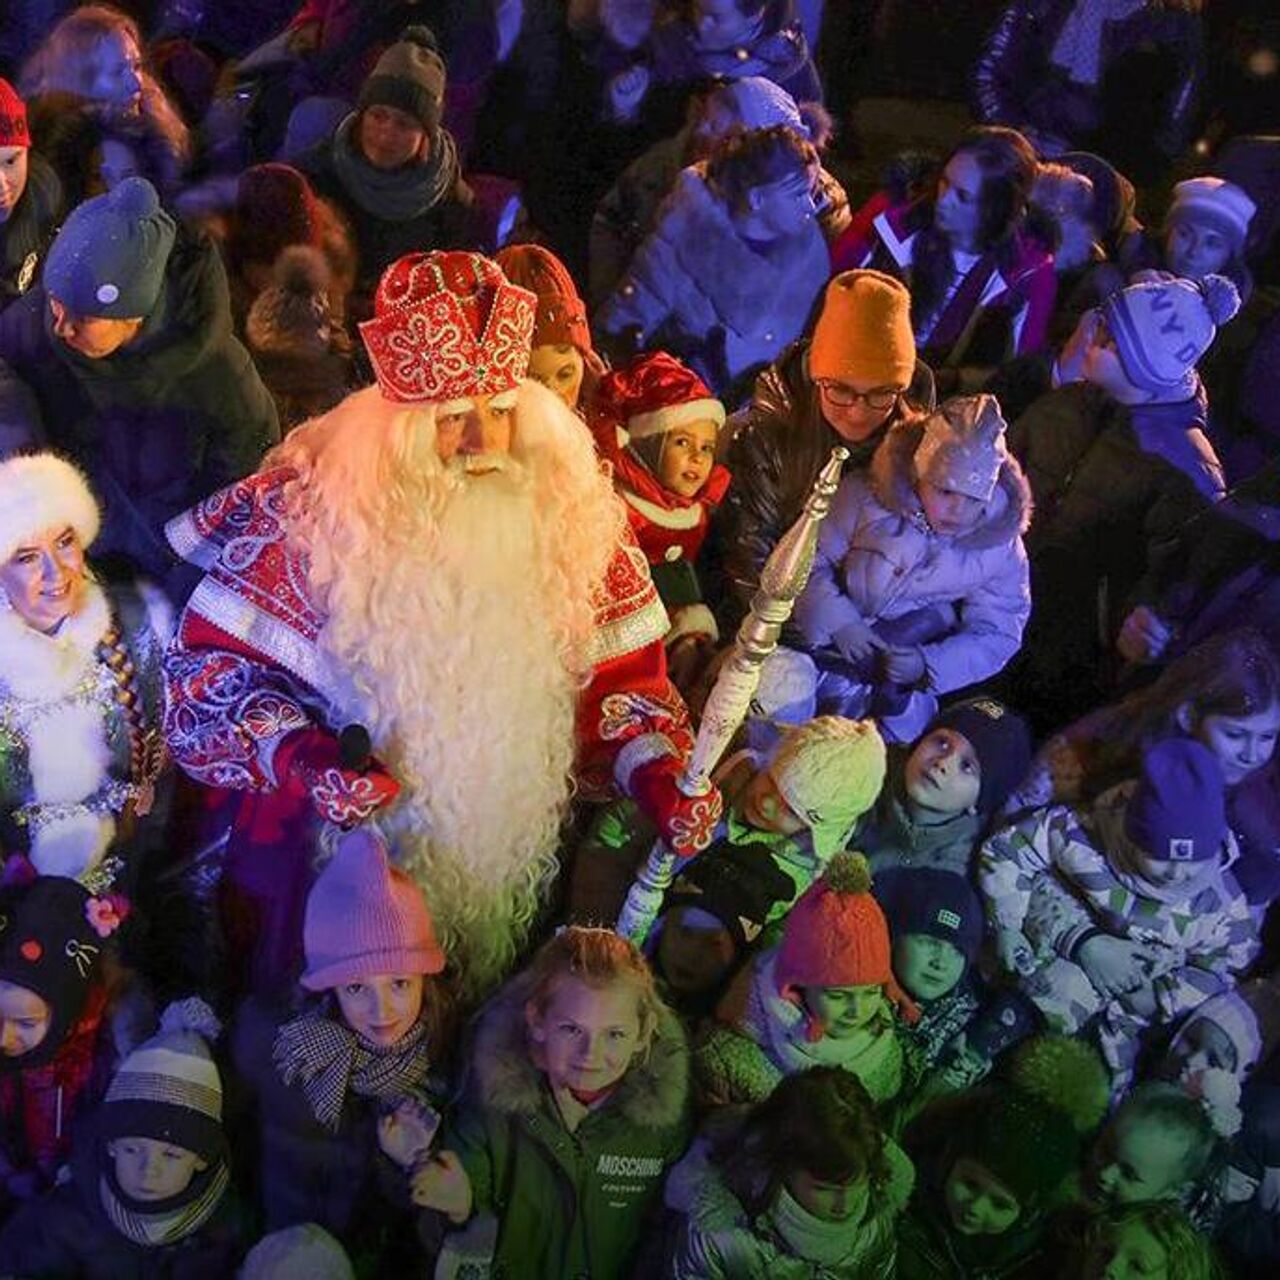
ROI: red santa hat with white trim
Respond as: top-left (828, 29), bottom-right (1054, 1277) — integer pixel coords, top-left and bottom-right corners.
top-left (596, 352), bottom-right (725, 455)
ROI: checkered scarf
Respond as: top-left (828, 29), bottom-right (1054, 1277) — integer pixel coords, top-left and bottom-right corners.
top-left (272, 1008), bottom-right (432, 1131)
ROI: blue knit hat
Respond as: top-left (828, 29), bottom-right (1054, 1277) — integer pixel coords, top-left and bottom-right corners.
top-left (44, 177), bottom-right (176, 320)
top-left (1125, 739), bottom-right (1228, 863)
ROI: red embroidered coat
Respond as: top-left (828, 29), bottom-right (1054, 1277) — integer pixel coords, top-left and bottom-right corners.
top-left (161, 469), bottom-right (695, 989)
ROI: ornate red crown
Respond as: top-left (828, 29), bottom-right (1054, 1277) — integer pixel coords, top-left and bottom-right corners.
top-left (358, 251), bottom-right (537, 404)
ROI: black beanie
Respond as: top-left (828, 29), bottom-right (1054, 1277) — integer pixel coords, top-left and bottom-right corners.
top-left (926, 696), bottom-right (1033, 815)
top-left (0, 875), bottom-right (103, 1070)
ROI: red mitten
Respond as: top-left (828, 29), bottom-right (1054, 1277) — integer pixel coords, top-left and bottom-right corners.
top-left (276, 728), bottom-right (400, 826)
top-left (627, 755), bottom-right (723, 856)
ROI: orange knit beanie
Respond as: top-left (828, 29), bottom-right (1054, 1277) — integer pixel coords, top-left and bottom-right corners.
top-left (809, 269), bottom-right (915, 389)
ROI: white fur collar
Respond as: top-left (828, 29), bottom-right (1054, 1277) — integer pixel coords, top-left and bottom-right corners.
top-left (620, 487), bottom-right (704, 530)
top-left (0, 583), bottom-right (111, 701)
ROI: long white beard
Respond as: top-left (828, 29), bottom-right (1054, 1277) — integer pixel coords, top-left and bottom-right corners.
top-left (319, 463), bottom-right (578, 991)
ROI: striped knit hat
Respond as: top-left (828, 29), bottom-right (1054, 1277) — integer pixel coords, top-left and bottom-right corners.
top-left (98, 999), bottom-right (224, 1162)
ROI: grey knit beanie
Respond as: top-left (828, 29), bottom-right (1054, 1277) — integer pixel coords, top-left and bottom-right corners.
top-left (358, 26), bottom-right (446, 132)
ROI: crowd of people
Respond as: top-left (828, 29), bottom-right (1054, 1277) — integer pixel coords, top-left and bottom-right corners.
top-left (0, 1), bottom-right (1279, 1277)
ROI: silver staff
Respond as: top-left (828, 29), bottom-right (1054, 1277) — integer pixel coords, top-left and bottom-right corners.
top-left (616, 445), bottom-right (849, 943)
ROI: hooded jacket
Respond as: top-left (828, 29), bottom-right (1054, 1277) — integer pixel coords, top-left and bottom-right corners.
top-left (442, 981), bottom-right (691, 1280)
top-left (0, 229), bottom-right (278, 584)
top-left (595, 164), bottom-right (829, 397)
top-left (794, 419), bottom-right (1033, 697)
top-left (665, 1109), bottom-right (913, 1279)
top-left (710, 340), bottom-right (936, 632)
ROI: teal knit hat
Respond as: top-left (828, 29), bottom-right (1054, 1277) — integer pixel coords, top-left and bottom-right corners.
top-left (44, 177), bottom-right (176, 320)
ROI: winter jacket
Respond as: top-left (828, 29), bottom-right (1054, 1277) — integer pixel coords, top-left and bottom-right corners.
top-left (978, 785), bottom-right (1260, 1027)
top-left (0, 230), bottom-right (279, 585)
top-left (298, 127), bottom-right (479, 304)
top-left (710, 340), bottom-right (936, 631)
top-left (0, 985), bottom-right (117, 1211)
top-left (0, 1124), bottom-right (249, 1280)
top-left (1011, 381), bottom-right (1223, 577)
top-left (830, 199), bottom-right (1057, 366)
top-left (0, 578), bottom-right (172, 887)
top-left (794, 418), bottom-right (1032, 698)
top-left (588, 129), bottom-right (851, 307)
top-left (595, 165), bottom-right (829, 398)
top-left (693, 946), bottom-right (904, 1109)
top-left (646, 0), bottom-right (822, 106)
top-left (229, 997), bottom-right (426, 1259)
top-left (441, 981), bottom-right (691, 1280)
top-left (0, 152), bottom-right (62, 310)
top-left (860, 779), bottom-right (986, 880)
top-left (665, 1110), bottom-right (914, 1279)
top-left (972, 0), bottom-right (1204, 171)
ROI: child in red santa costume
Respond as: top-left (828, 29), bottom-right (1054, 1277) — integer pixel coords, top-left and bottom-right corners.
top-left (161, 250), bottom-right (722, 999)
top-left (590, 352), bottom-right (731, 690)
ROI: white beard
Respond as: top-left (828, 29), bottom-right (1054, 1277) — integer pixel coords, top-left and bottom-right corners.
top-left (317, 464), bottom-right (578, 991)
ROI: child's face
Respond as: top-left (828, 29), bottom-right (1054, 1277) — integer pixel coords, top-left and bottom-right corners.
top-left (893, 933), bottom-right (966, 1002)
top-left (784, 1166), bottom-right (870, 1224)
top-left (692, 0), bottom-right (758, 51)
top-left (1130, 851), bottom-right (1208, 891)
top-left (1165, 1016), bottom-right (1238, 1080)
top-left (801, 983), bottom-right (886, 1040)
top-left (741, 767), bottom-right (806, 836)
top-left (0, 979), bottom-right (52, 1058)
top-left (107, 1137), bottom-right (207, 1201)
top-left (334, 973), bottom-right (425, 1047)
top-left (1088, 1116), bottom-right (1194, 1207)
top-left (917, 479), bottom-right (985, 537)
top-left (1165, 216), bottom-right (1232, 282)
top-left (88, 32), bottom-right (143, 116)
top-left (944, 1156), bottom-right (1021, 1235)
top-left (1080, 313), bottom-right (1142, 402)
top-left (527, 975), bottom-right (646, 1095)
top-left (657, 905), bottom-right (737, 995)
top-left (527, 343), bottom-right (585, 411)
top-left (903, 728), bottom-right (981, 817)
top-left (1084, 1219), bottom-right (1169, 1280)
top-left (0, 146), bottom-right (29, 224)
top-left (1190, 705), bottom-right (1280, 787)
top-left (657, 418), bottom-right (718, 499)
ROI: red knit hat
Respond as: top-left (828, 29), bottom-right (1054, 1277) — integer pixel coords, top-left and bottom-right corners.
top-left (229, 163), bottom-right (321, 270)
top-left (775, 852), bottom-right (916, 1024)
top-left (0, 78), bottom-right (29, 149)
top-left (495, 244), bottom-right (592, 354)
top-left (594, 351), bottom-right (725, 444)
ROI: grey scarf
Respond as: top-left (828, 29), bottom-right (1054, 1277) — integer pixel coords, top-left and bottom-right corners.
top-left (330, 112), bottom-right (460, 223)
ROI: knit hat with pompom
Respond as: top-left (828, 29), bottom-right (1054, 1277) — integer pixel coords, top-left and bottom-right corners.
top-left (952, 1035), bottom-right (1109, 1212)
top-left (246, 246), bottom-right (335, 360)
top-left (1102, 271), bottom-right (1241, 400)
top-left (775, 852), bottom-right (916, 1030)
top-left (770, 716), bottom-right (886, 861)
top-left (98, 998), bottom-right (225, 1162)
top-left (240, 1224), bottom-right (355, 1280)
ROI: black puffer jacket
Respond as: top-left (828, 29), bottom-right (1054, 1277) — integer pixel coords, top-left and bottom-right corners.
top-left (0, 228), bottom-right (279, 583)
top-left (709, 340), bottom-right (935, 630)
top-left (0, 152), bottom-right (62, 308)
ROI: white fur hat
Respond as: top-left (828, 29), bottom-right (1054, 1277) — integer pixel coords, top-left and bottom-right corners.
top-left (0, 453), bottom-right (100, 565)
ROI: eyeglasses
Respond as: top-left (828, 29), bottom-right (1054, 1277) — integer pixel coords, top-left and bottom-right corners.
top-left (816, 380), bottom-right (901, 411)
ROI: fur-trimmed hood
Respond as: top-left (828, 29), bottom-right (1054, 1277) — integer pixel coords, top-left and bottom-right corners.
top-left (870, 417), bottom-right (1033, 552)
top-left (464, 976), bottom-right (690, 1134)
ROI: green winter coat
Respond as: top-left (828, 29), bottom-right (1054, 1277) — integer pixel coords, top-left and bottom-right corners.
top-left (443, 983), bottom-right (692, 1280)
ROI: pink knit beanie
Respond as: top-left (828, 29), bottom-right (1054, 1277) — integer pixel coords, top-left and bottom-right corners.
top-left (301, 829), bottom-right (445, 991)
